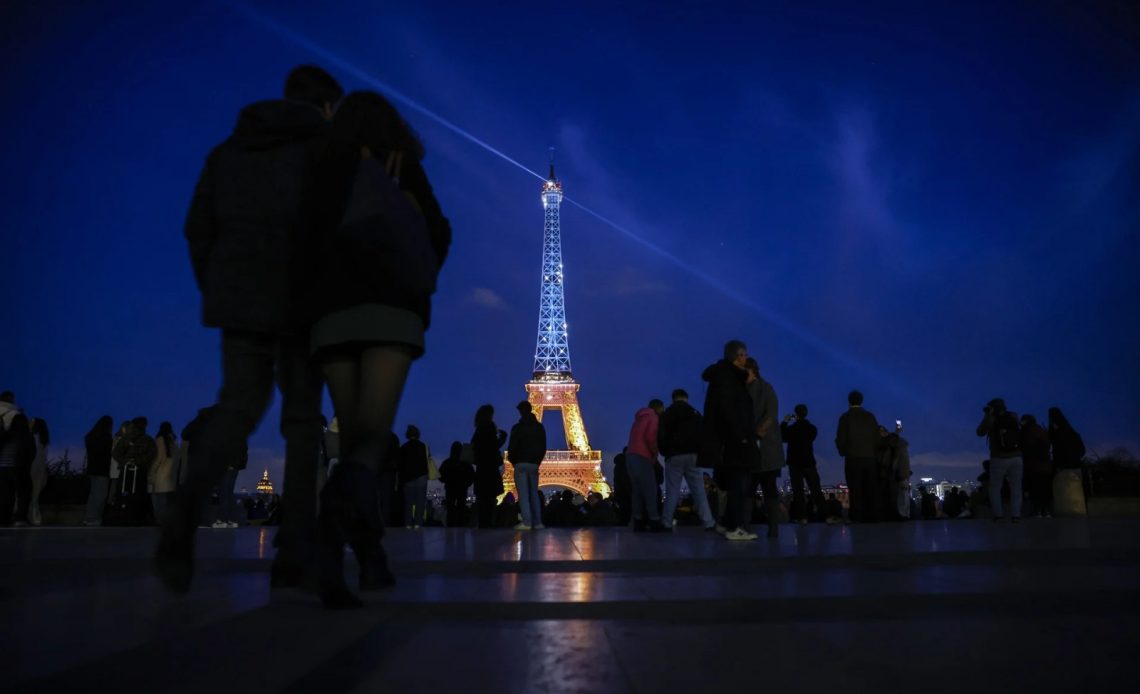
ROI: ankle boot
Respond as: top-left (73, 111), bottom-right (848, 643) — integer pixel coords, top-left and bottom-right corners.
top-left (317, 467), bottom-right (363, 609)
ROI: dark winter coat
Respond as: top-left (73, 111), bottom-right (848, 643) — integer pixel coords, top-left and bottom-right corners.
top-left (0, 425), bottom-right (34, 470)
top-left (747, 376), bottom-right (785, 473)
top-left (471, 424), bottom-right (506, 496)
top-left (700, 360), bottom-right (755, 469)
top-left (313, 153), bottom-right (452, 330)
top-left (781, 419), bottom-right (818, 468)
top-left (185, 100), bottom-right (329, 335)
top-left (438, 456), bottom-right (474, 491)
top-left (658, 400), bottom-right (703, 458)
top-left (1050, 427), bottom-right (1086, 469)
top-left (1021, 422), bottom-right (1052, 476)
top-left (399, 439), bottom-right (429, 484)
top-left (835, 407), bottom-right (880, 459)
top-left (508, 412), bottom-right (547, 466)
top-left (976, 410), bottom-right (1021, 459)
top-left (84, 428), bottom-right (113, 477)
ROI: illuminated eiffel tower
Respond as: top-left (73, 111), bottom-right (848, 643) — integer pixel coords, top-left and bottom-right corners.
top-left (503, 155), bottom-right (610, 499)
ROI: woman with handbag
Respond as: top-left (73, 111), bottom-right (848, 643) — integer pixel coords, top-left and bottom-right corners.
top-left (309, 90), bottom-right (451, 608)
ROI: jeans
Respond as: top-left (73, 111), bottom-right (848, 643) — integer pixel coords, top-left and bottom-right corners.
top-left (180, 331), bottom-right (322, 559)
top-left (85, 475), bottom-right (110, 525)
top-left (218, 467), bottom-right (240, 523)
top-left (662, 454), bottom-right (714, 527)
top-left (626, 453), bottom-right (660, 523)
top-left (789, 465), bottom-right (823, 520)
top-left (989, 456), bottom-right (1023, 518)
top-left (844, 457), bottom-right (879, 522)
top-left (403, 476), bottom-right (428, 526)
top-left (514, 463), bottom-right (541, 526)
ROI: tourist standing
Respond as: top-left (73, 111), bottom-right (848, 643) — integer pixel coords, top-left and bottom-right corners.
top-left (399, 426), bottom-right (429, 529)
top-left (112, 417), bottom-right (157, 526)
top-left (1048, 407), bottom-right (1086, 470)
top-left (876, 423), bottom-right (911, 521)
top-left (438, 441), bottom-right (473, 527)
top-left (83, 415), bottom-right (114, 526)
top-left (782, 404), bottom-right (822, 524)
top-left (701, 340), bottom-right (758, 541)
top-left (977, 398), bottom-right (1023, 521)
top-left (211, 443), bottom-right (248, 529)
top-left (508, 400), bottom-right (547, 530)
top-left (625, 399), bottom-right (667, 531)
top-left (1020, 414), bottom-right (1053, 517)
top-left (0, 413), bottom-right (35, 526)
top-left (745, 358), bottom-right (784, 539)
top-left (472, 404), bottom-right (507, 528)
top-left (835, 390), bottom-right (882, 523)
top-left (659, 389), bottom-right (715, 530)
top-left (28, 418), bottom-right (50, 526)
top-left (157, 66), bottom-right (343, 598)
top-left (149, 422), bottom-right (178, 524)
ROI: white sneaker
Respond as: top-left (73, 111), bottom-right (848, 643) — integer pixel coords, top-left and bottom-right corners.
top-left (226, 521), bottom-right (239, 528)
top-left (725, 528), bottom-right (758, 541)
top-left (513, 523), bottom-right (532, 530)
top-left (534, 524), bottom-right (545, 530)
top-left (715, 524), bottom-right (727, 535)
top-left (211, 520), bottom-right (227, 529)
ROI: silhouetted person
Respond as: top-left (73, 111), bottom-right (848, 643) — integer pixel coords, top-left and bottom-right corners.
top-left (439, 441), bottom-right (474, 527)
top-left (583, 492), bottom-right (617, 526)
top-left (1048, 407), bottom-right (1086, 470)
top-left (782, 404), bottom-right (823, 524)
top-left (472, 404), bottom-right (507, 528)
top-left (309, 89), bottom-right (452, 605)
top-left (210, 442), bottom-right (247, 529)
top-left (877, 423), bottom-right (910, 521)
top-left (113, 417), bottom-right (157, 527)
top-left (378, 430), bottom-right (401, 527)
top-left (149, 422), bottom-right (178, 525)
top-left (942, 486), bottom-right (962, 518)
top-left (659, 389), bottom-right (715, 530)
top-left (918, 485), bottom-right (939, 520)
top-left (626, 398), bottom-right (668, 531)
top-left (83, 415), bottom-right (114, 526)
top-left (836, 390), bottom-right (882, 523)
top-left (702, 340), bottom-right (758, 541)
top-left (612, 448), bottom-right (631, 525)
top-left (508, 400), bottom-right (547, 530)
top-left (977, 398), bottom-right (1023, 521)
top-left (0, 413), bottom-right (35, 526)
top-left (1020, 414), bottom-right (1053, 517)
top-left (745, 358), bottom-right (784, 539)
top-left (158, 65), bottom-right (344, 597)
top-left (28, 417), bottom-right (49, 526)
top-left (823, 492), bottom-right (844, 524)
top-left (399, 426), bottom-right (429, 529)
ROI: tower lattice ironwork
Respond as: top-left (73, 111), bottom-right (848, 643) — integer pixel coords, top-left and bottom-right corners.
top-left (503, 156), bottom-right (610, 499)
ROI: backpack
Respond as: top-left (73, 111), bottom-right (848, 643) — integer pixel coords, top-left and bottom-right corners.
top-left (992, 412), bottom-right (1020, 454)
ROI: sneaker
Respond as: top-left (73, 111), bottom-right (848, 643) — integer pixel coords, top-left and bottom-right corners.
top-left (513, 523), bottom-right (532, 530)
top-left (211, 520), bottom-right (227, 529)
top-left (725, 528), bottom-right (757, 541)
top-left (799, 518), bottom-right (808, 526)
top-left (714, 524), bottom-right (727, 535)
top-left (405, 525), bottom-right (413, 529)
top-left (412, 525), bottom-right (421, 530)
top-left (226, 521), bottom-right (239, 528)
top-left (534, 524), bottom-right (545, 530)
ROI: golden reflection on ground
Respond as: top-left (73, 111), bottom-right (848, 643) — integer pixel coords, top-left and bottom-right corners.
top-left (565, 571), bottom-right (597, 602)
top-left (257, 527), bottom-right (267, 559)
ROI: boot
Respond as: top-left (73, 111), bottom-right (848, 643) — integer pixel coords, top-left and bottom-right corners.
top-left (316, 464), bottom-right (364, 610)
top-left (351, 526), bottom-right (396, 591)
top-left (766, 498), bottom-right (779, 539)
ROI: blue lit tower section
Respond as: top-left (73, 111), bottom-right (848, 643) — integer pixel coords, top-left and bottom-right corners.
top-left (502, 156), bottom-right (609, 499)
top-left (533, 161), bottom-right (571, 379)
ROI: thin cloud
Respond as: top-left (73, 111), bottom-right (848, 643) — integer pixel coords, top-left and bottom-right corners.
top-left (466, 287), bottom-right (509, 310)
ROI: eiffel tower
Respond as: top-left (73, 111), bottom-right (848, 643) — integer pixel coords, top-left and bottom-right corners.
top-left (502, 155), bottom-right (610, 499)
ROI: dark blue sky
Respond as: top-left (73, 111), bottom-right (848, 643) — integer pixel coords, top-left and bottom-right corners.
top-left (2, 0), bottom-right (1137, 489)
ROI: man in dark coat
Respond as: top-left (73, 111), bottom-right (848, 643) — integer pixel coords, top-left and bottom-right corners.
top-left (782, 403), bottom-right (823, 523)
top-left (659, 388), bottom-right (715, 529)
top-left (157, 66), bottom-right (344, 594)
top-left (701, 340), bottom-right (758, 541)
top-left (507, 400), bottom-right (547, 530)
top-left (835, 390), bottom-right (882, 523)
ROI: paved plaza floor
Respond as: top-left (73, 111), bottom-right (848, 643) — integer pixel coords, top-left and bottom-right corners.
top-left (3, 518), bottom-right (1139, 692)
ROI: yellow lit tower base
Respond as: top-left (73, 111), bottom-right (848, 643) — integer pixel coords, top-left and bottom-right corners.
top-left (502, 155), bottom-right (610, 499)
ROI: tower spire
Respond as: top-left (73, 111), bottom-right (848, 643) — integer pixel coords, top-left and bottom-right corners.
top-left (548, 146), bottom-right (556, 181)
top-left (534, 150), bottom-right (570, 379)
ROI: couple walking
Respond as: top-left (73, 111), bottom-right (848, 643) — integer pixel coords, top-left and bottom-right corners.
top-left (155, 65), bottom-right (451, 609)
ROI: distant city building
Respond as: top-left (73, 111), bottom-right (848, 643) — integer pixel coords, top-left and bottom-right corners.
top-left (255, 467), bottom-right (274, 495)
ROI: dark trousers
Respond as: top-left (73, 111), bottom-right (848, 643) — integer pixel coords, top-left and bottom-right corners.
top-left (378, 468), bottom-right (398, 526)
top-left (844, 457), bottom-right (880, 522)
top-left (13, 465), bottom-right (32, 524)
top-left (180, 331), bottom-right (323, 564)
top-left (444, 487), bottom-right (468, 526)
top-left (0, 467), bottom-right (16, 525)
top-left (722, 467), bottom-right (755, 530)
top-left (1027, 472), bottom-right (1054, 515)
top-left (790, 465), bottom-right (823, 520)
top-left (475, 494), bottom-right (497, 528)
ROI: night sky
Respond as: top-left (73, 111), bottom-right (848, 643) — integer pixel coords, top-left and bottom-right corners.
top-left (2, 1), bottom-right (1137, 491)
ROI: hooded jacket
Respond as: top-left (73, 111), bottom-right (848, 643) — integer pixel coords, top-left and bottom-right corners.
top-left (701, 360), bottom-right (754, 468)
top-left (185, 99), bottom-right (328, 335)
top-left (508, 412), bottom-right (547, 465)
top-left (626, 407), bottom-right (660, 461)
